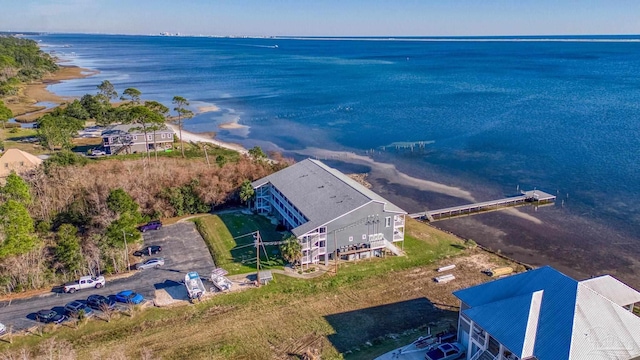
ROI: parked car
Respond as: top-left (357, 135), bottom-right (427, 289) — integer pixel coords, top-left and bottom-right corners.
top-left (424, 342), bottom-right (465, 360)
top-left (64, 300), bottom-right (95, 318)
top-left (0, 322), bottom-right (6, 335)
top-left (63, 275), bottom-right (105, 293)
top-left (90, 149), bottom-right (106, 156)
top-left (86, 294), bottom-right (116, 310)
top-left (114, 290), bottom-right (144, 304)
top-left (35, 309), bottom-right (67, 324)
top-left (136, 258), bottom-right (165, 270)
top-left (138, 220), bottom-right (162, 232)
top-left (133, 245), bottom-right (162, 257)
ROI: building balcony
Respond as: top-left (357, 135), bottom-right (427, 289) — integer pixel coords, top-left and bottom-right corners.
top-left (369, 238), bottom-right (386, 249)
top-left (393, 229), bottom-right (404, 241)
top-left (471, 329), bottom-right (486, 347)
top-left (394, 219), bottom-right (405, 227)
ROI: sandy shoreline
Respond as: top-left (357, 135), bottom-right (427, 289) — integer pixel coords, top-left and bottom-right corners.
top-left (3, 65), bottom-right (98, 121)
top-left (165, 123), bottom-right (248, 154)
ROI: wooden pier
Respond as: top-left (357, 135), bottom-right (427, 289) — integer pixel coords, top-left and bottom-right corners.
top-left (409, 189), bottom-right (556, 222)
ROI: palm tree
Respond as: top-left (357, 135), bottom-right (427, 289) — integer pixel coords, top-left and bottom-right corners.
top-left (239, 180), bottom-right (255, 205)
top-left (172, 96), bottom-right (194, 158)
top-left (280, 235), bottom-right (302, 268)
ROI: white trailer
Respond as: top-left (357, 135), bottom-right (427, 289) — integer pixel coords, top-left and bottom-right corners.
top-left (210, 268), bottom-right (232, 292)
top-left (184, 272), bottom-right (206, 301)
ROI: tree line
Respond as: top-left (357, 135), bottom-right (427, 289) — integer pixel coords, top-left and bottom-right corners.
top-left (0, 36), bottom-right (58, 96)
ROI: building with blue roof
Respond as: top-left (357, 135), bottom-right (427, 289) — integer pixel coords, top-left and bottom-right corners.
top-left (453, 266), bottom-right (640, 360)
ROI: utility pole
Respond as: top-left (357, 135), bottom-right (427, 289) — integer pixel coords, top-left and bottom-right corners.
top-left (255, 231), bottom-right (261, 287)
top-left (334, 231), bottom-right (338, 274)
top-left (204, 145), bottom-right (210, 167)
top-left (121, 230), bottom-right (130, 271)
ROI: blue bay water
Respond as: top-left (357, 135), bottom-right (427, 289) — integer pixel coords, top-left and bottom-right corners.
top-left (36, 34), bottom-right (640, 282)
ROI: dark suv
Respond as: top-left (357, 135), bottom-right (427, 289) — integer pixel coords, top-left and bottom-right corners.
top-left (86, 294), bottom-right (116, 310)
top-left (138, 220), bottom-right (162, 232)
top-left (35, 309), bottom-right (67, 324)
top-left (133, 245), bottom-right (162, 257)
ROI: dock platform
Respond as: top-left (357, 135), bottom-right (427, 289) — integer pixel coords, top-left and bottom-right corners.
top-left (409, 189), bottom-right (556, 221)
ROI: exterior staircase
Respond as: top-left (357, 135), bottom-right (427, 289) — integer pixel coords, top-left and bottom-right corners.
top-left (384, 240), bottom-right (404, 256)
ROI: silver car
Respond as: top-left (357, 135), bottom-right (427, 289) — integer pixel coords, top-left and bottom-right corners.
top-left (136, 257), bottom-right (165, 270)
top-left (0, 322), bottom-right (6, 335)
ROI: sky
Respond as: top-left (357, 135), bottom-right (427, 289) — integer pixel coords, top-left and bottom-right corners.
top-left (0, 0), bottom-right (639, 37)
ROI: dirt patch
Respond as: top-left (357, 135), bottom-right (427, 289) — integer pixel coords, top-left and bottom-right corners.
top-left (347, 173), bottom-right (372, 188)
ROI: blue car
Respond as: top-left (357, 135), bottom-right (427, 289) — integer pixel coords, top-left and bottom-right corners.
top-left (114, 290), bottom-right (144, 304)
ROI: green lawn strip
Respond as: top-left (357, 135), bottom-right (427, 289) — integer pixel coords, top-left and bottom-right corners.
top-left (192, 213), bottom-right (288, 275)
top-left (91, 144), bottom-right (240, 162)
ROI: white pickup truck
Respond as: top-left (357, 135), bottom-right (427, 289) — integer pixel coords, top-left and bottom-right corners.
top-left (63, 276), bottom-right (106, 293)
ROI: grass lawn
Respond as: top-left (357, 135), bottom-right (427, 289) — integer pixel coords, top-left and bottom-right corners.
top-left (0, 128), bottom-right (46, 155)
top-left (193, 212), bottom-right (289, 275)
top-left (93, 143), bottom-right (240, 162)
top-left (2, 218), bottom-right (495, 360)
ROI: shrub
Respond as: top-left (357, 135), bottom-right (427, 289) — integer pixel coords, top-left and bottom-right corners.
top-left (43, 150), bottom-right (88, 173)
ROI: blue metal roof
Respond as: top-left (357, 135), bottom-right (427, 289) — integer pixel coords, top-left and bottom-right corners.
top-left (463, 292), bottom-right (535, 356)
top-left (454, 266), bottom-right (578, 360)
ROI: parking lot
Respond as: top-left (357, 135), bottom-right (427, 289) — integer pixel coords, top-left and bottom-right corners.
top-left (0, 222), bottom-right (215, 333)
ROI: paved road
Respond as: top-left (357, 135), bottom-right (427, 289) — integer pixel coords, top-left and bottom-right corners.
top-left (0, 222), bottom-right (214, 332)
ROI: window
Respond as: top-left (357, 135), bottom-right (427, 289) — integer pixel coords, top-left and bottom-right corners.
top-left (133, 135), bottom-right (138, 141)
top-left (385, 217), bottom-right (391, 227)
top-left (161, 133), bottom-right (165, 139)
top-left (319, 227), bottom-right (327, 234)
top-left (19, 161), bottom-right (24, 166)
top-left (362, 234), bottom-right (367, 240)
top-left (147, 135), bottom-right (153, 141)
top-left (349, 236), bottom-right (353, 242)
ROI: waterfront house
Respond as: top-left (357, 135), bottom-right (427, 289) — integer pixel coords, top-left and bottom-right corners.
top-left (0, 148), bottom-right (43, 180)
top-left (454, 266), bottom-right (640, 360)
top-left (101, 124), bottom-right (174, 155)
top-left (251, 159), bottom-right (407, 266)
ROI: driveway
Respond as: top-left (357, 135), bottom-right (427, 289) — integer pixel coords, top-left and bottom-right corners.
top-left (0, 222), bottom-right (214, 332)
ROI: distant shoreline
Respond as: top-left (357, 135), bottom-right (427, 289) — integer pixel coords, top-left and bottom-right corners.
top-left (6, 65), bottom-right (98, 122)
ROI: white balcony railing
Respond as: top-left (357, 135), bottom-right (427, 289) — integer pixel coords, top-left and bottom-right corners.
top-left (471, 328), bottom-right (486, 347)
top-left (393, 230), bottom-right (404, 241)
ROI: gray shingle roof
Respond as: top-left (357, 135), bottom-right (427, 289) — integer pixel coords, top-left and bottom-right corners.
top-left (252, 158), bottom-right (405, 236)
top-left (101, 123), bottom-right (173, 136)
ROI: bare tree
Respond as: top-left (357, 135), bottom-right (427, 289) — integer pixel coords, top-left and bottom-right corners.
top-left (100, 303), bottom-right (116, 323)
